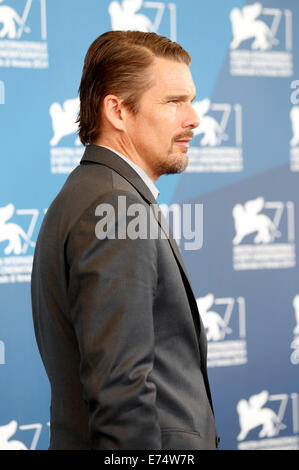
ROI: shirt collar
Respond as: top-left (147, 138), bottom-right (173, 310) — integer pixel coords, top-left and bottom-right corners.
top-left (97, 145), bottom-right (160, 201)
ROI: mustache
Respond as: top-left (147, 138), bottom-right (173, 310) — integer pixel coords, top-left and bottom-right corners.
top-left (173, 131), bottom-right (194, 141)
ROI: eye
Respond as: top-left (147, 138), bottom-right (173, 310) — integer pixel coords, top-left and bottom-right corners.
top-left (168, 100), bottom-right (182, 106)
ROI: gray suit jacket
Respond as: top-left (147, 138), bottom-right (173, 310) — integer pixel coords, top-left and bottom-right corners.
top-left (31, 144), bottom-right (219, 450)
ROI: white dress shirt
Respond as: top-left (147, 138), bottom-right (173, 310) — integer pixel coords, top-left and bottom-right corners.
top-left (97, 145), bottom-right (160, 201)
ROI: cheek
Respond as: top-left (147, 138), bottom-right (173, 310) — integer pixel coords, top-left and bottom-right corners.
top-left (132, 107), bottom-right (179, 149)
top-left (155, 110), bottom-right (179, 138)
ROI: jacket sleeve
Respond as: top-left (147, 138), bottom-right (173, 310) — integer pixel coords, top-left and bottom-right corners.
top-left (66, 191), bottom-right (161, 449)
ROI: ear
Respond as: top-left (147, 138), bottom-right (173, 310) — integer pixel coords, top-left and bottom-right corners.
top-left (102, 94), bottom-right (126, 132)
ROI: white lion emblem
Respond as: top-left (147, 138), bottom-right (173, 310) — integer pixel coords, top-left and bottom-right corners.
top-left (109, 0), bottom-right (153, 31)
top-left (232, 197), bottom-right (281, 245)
top-left (0, 204), bottom-right (35, 255)
top-left (197, 294), bottom-right (232, 342)
top-left (0, 420), bottom-right (27, 450)
top-left (192, 99), bottom-right (228, 147)
top-left (237, 391), bottom-right (286, 441)
top-left (49, 98), bottom-right (81, 147)
top-left (230, 2), bottom-right (279, 51)
top-left (0, 0), bottom-right (30, 39)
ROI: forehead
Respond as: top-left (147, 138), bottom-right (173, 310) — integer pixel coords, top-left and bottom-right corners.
top-left (149, 57), bottom-right (196, 98)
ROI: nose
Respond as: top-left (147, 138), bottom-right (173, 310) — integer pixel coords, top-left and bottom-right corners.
top-left (183, 103), bottom-right (200, 130)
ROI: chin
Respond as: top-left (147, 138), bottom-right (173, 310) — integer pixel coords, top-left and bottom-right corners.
top-left (157, 152), bottom-right (188, 175)
top-left (169, 160), bottom-right (188, 174)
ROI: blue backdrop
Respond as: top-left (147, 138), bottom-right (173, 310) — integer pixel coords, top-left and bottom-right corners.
top-left (0, 0), bottom-right (298, 450)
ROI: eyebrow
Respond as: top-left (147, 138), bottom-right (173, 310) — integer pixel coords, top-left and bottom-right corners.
top-left (164, 94), bottom-right (197, 102)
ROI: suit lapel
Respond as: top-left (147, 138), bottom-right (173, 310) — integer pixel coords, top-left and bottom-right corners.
top-left (80, 145), bottom-right (206, 361)
top-left (81, 144), bottom-right (157, 205)
top-left (81, 145), bottom-right (194, 284)
top-left (158, 207), bottom-right (208, 358)
top-left (147, 206), bottom-right (211, 410)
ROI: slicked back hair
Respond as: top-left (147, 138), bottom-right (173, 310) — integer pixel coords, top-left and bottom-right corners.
top-left (77, 30), bottom-right (191, 145)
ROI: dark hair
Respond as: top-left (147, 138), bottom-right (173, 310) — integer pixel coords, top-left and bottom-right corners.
top-left (77, 30), bottom-right (191, 145)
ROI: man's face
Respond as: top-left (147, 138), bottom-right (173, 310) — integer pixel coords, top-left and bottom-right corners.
top-left (123, 57), bottom-right (200, 181)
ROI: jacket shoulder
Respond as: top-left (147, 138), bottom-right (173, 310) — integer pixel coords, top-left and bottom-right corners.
top-left (41, 163), bottom-right (146, 240)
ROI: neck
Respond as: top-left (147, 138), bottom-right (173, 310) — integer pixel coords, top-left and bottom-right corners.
top-left (93, 135), bottom-right (158, 183)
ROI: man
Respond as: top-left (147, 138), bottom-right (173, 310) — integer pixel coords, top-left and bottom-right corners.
top-left (31, 30), bottom-right (219, 450)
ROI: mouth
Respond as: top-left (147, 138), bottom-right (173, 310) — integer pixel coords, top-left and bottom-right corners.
top-left (175, 138), bottom-right (192, 149)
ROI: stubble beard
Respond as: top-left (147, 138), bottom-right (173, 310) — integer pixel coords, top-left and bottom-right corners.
top-left (154, 144), bottom-right (189, 176)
